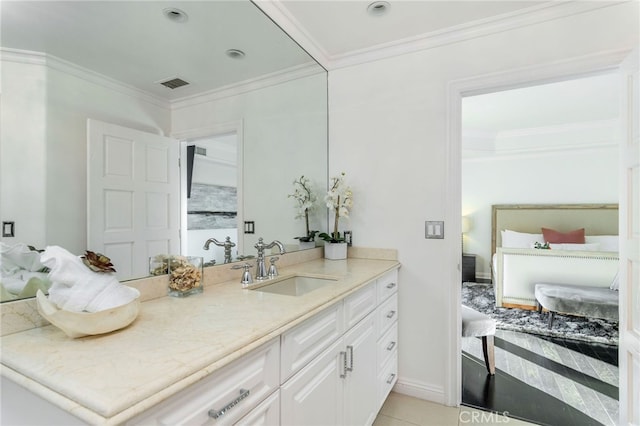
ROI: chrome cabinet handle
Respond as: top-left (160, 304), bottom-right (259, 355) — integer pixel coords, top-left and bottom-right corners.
top-left (386, 310), bottom-right (396, 319)
top-left (386, 373), bottom-right (396, 384)
top-left (208, 388), bottom-right (250, 419)
top-left (386, 341), bottom-right (396, 351)
top-left (340, 351), bottom-right (347, 378)
top-left (346, 345), bottom-right (354, 372)
top-left (386, 282), bottom-right (396, 289)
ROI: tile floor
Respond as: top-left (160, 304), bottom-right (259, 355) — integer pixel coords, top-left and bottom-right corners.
top-left (373, 392), bottom-right (536, 426)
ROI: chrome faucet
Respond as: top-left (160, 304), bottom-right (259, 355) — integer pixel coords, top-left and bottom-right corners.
top-left (203, 236), bottom-right (236, 264)
top-left (254, 238), bottom-right (286, 280)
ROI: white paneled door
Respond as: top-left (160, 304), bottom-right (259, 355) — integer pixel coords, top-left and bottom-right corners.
top-left (619, 48), bottom-right (640, 426)
top-left (88, 119), bottom-right (180, 281)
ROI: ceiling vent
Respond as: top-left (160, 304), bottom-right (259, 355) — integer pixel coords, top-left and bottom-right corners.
top-left (159, 77), bottom-right (190, 89)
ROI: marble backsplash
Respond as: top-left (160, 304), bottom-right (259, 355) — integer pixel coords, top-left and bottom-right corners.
top-left (0, 246), bottom-right (397, 337)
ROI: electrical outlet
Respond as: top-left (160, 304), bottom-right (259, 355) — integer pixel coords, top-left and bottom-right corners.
top-left (425, 221), bottom-right (444, 239)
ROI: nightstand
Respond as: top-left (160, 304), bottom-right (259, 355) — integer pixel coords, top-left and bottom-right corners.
top-left (462, 253), bottom-right (476, 283)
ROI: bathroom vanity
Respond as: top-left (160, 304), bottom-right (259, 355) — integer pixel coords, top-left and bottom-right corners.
top-left (0, 252), bottom-right (399, 425)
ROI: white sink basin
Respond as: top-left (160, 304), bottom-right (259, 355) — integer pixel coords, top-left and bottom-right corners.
top-left (250, 275), bottom-right (337, 296)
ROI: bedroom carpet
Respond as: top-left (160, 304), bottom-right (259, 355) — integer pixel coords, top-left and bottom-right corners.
top-left (462, 282), bottom-right (618, 345)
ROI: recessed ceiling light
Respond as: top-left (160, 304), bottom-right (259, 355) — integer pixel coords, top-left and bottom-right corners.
top-left (163, 7), bottom-right (188, 23)
top-left (226, 49), bottom-right (246, 59)
top-left (367, 1), bottom-right (390, 16)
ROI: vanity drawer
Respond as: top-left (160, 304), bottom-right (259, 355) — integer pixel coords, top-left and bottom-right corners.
top-left (377, 354), bottom-right (398, 410)
top-left (344, 281), bottom-right (377, 330)
top-left (130, 338), bottom-right (280, 426)
top-left (376, 269), bottom-right (398, 303)
top-left (377, 322), bottom-right (398, 371)
top-left (376, 293), bottom-right (398, 338)
top-left (280, 302), bottom-right (343, 383)
top-left (234, 390), bottom-right (280, 426)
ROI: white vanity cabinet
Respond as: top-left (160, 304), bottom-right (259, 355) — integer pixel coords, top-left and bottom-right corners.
top-left (129, 338), bottom-right (280, 425)
top-left (0, 264), bottom-right (400, 426)
top-left (279, 268), bottom-right (398, 426)
top-left (375, 270), bottom-right (399, 409)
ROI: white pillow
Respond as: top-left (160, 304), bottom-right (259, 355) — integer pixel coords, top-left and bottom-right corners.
top-left (548, 243), bottom-right (601, 251)
top-left (501, 230), bottom-right (543, 249)
top-left (585, 235), bottom-right (619, 252)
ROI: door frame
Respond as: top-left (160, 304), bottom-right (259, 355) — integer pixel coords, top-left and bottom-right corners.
top-left (445, 49), bottom-right (634, 407)
top-left (171, 120), bottom-right (244, 256)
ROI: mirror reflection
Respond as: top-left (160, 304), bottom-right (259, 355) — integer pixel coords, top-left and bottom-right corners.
top-left (0, 0), bottom-right (328, 302)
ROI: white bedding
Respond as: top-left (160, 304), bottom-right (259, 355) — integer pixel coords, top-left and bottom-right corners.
top-left (494, 247), bottom-right (619, 308)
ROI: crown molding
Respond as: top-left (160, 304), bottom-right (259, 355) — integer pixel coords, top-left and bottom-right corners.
top-left (252, 0), bottom-right (331, 69)
top-left (496, 118), bottom-right (619, 140)
top-left (0, 48), bottom-right (170, 109)
top-left (170, 62), bottom-right (323, 110)
top-left (259, 1), bottom-right (625, 71)
top-left (1, 47), bottom-right (322, 113)
top-left (463, 118), bottom-right (619, 159)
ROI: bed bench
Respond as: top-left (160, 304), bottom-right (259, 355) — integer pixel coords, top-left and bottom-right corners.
top-left (534, 283), bottom-right (619, 329)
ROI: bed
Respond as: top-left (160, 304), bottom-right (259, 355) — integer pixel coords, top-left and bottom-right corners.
top-left (491, 204), bottom-right (619, 309)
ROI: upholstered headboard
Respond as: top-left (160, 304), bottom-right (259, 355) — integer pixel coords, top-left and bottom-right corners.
top-left (491, 204), bottom-right (619, 257)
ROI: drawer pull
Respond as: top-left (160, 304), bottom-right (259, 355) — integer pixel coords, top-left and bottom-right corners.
top-left (346, 345), bottom-right (354, 372)
top-left (386, 341), bottom-right (396, 351)
top-left (208, 388), bottom-right (250, 419)
top-left (386, 282), bottom-right (396, 289)
top-left (386, 310), bottom-right (396, 319)
top-left (386, 373), bottom-right (396, 384)
top-left (340, 351), bottom-right (348, 378)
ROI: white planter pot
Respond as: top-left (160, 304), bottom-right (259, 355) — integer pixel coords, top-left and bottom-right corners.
top-left (298, 241), bottom-right (316, 250)
top-left (324, 242), bottom-right (347, 260)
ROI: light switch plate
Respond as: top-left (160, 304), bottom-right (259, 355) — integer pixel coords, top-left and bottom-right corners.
top-left (425, 221), bottom-right (444, 239)
top-left (2, 221), bottom-right (15, 237)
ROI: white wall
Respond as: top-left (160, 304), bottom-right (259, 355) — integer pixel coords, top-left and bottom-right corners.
top-left (0, 53), bottom-right (171, 254)
top-left (463, 146), bottom-right (619, 280)
top-left (0, 59), bottom-right (47, 248)
top-left (327, 2), bottom-right (638, 403)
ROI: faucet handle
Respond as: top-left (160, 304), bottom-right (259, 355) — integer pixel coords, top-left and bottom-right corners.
top-left (268, 257), bottom-right (279, 278)
top-left (231, 263), bottom-right (253, 286)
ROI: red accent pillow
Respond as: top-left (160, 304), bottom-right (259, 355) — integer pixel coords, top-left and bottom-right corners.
top-left (541, 227), bottom-right (586, 244)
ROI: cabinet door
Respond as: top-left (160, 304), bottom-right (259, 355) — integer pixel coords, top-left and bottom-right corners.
top-left (280, 339), bottom-right (344, 426)
top-left (343, 313), bottom-right (377, 426)
top-left (235, 391), bottom-right (279, 426)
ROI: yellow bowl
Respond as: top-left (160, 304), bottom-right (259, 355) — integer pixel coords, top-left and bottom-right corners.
top-left (36, 290), bottom-right (140, 338)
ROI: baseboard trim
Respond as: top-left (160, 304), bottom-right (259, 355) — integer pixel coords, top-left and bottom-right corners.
top-left (393, 377), bottom-right (447, 405)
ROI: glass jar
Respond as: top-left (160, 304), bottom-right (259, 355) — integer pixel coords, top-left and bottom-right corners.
top-left (149, 254), bottom-right (170, 276)
top-left (167, 255), bottom-right (203, 297)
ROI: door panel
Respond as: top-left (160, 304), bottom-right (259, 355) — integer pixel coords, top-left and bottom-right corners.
top-left (88, 119), bottom-right (180, 280)
top-left (619, 48), bottom-right (640, 426)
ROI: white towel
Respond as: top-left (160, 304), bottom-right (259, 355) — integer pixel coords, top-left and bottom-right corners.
top-left (40, 246), bottom-right (139, 313)
top-left (1, 242), bottom-right (46, 274)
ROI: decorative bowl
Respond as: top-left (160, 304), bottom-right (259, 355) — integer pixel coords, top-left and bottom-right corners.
top-left (36, 290), bottom-right (140, 338)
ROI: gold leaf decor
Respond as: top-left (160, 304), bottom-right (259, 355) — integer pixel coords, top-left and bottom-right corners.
top-left (82, 250), bottom-right (116, 273)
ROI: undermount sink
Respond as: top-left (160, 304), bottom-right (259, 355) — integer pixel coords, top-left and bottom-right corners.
top-left (250, 275), bottom-right (338, 296)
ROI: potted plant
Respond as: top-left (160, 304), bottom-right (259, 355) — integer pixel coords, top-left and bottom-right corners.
top-left (288, 175), bottom-right (318, 249)
top-left (319, 172), bottom-right (352, 260)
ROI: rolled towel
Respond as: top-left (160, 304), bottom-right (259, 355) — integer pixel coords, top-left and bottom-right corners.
top-left (1, 242), bottom-right (47, 274)
top-left (41, 246), bottom-right (139, 313)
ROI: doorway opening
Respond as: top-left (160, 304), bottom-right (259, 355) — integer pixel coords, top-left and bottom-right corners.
top-left (180, 131), bottom-right (242, 266)
top-left (459, 72), bottom-right (620, 425)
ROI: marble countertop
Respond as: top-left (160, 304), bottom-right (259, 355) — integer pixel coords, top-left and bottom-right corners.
top-left (0, 257), bottom-right (399, 424)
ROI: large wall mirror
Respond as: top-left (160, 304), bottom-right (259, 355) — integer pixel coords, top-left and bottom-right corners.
top-left (0, 1), bottom-right (328, 302)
